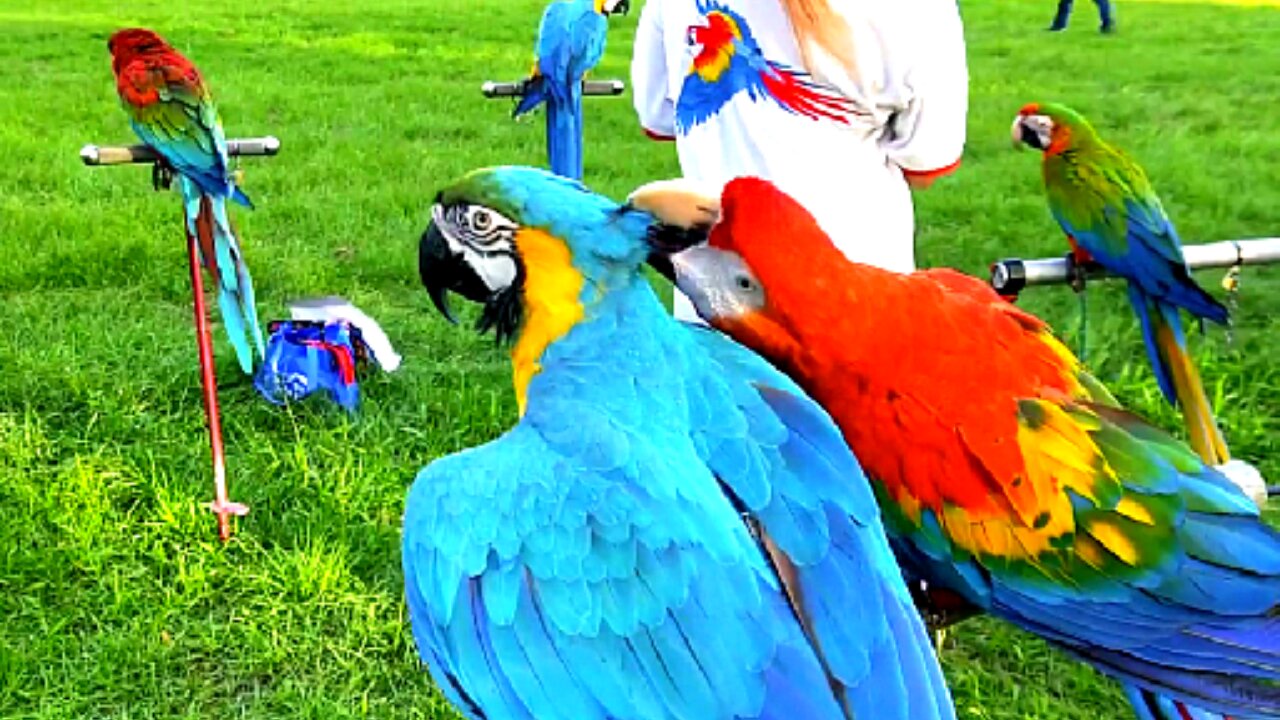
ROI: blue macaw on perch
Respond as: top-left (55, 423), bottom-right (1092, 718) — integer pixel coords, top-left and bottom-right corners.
top-left (402, 166), bottom-right (957, 720)
top-left (513, 0), bottom-right (630, 179)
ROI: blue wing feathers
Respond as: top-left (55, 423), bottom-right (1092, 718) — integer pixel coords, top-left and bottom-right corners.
top-left (1126, 284), bottom-right (1179, 403)
top-left (907, 390), bottom-right (1280, 717)
top-left (687, 325), bottom-right (954, 720)
top-left (1181, 512), bottom-right (1280, 575)
top-left (403, 282), bottom-right (955, 718)
top-left (514, 76), bottom-right (548, 117)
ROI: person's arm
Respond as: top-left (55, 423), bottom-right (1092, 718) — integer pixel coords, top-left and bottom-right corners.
top-left (631, 0), bottom-right (677, 141)
top-left (881, 1), bottom-right (969, 189)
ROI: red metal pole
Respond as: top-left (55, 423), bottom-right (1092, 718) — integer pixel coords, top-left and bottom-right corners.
top-left (185, 220), bottom-right (248, 542)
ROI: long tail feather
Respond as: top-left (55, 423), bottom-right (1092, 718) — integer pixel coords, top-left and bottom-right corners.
top-left (1083, 645), bottom-right (1280, 719)
top-left (1128, 284), bottom-right (1230, 463)
top-left (181, 178), bottom-right (265, 374)
top-left (1125, 685), bottom-right (1232, 720)
top-left (545, 81), bottom-right (583, 179)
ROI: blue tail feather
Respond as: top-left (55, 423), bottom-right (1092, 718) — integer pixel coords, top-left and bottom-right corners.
top-left (180, 177), bottom-right (265, 375)
top-left (1124, 685), bottom-right (1230, 720)
top-left (1085, 645), bottom-right (1280, 718)
top-left (1127, 283), bottom-right (1180, 404)
top-left (545, 81), bottom-right (583, 179)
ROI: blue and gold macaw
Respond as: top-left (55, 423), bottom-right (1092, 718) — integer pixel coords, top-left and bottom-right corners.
top-left (513, 0), bottom-right (628, 179)
top-left (404, 166), bottom-right (957, 720)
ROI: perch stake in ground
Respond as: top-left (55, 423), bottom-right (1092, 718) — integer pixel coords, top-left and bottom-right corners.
top-left (80, 135), bottom-right (281, 542)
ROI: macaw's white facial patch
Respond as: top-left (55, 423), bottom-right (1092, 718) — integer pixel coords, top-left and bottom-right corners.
top-left (1012, 114), bottom-right (1054, 150)
top-left (432, 202), bottom-right (521, 293)
top-left (671, 244), bottom-right (766, 321)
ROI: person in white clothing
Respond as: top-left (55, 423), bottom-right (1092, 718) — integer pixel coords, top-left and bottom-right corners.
top-left (630, 0), bottom-right (969, 321)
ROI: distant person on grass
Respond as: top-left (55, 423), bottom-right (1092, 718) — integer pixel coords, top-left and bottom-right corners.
top-left (1049, 0), bottom-right (1116, 33)
top-left (630, 0), bottom-right (969, 323)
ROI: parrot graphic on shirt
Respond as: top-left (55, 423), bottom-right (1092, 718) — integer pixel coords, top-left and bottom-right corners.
top-left (675, 0), bottom-right (862, 132)
top-left (108, 28), bottom-right (265, 375)
top-left (1013, 102), bottom-right (1231, 465)
top-left (512, 0), bottom-right (630, 179)
top-left (402, 166), bottom-right (956, 720)
top-left (648, 176), bottom-right (1280, 720)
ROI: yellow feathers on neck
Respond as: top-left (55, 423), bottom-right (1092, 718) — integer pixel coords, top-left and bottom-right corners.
top-left (511, 228), bottom-right (585, 416)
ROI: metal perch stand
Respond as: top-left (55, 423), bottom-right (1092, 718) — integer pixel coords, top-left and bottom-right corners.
top-left (989, 237), bottom-right (1280, 298)
top-left (481, 79), bottom-right (625, 99)
top-left (79, 136), bottom-right (281, 542)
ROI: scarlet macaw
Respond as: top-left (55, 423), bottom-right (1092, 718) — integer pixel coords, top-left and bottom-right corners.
top-left (651, 176), bottom-right (1280, 720)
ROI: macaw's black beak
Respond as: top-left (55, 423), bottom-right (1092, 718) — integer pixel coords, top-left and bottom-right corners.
top-left (1012, 118), bottom-right (1046, 151)
top-left (646, 221), bottom-right (710, 255)
top-left (625, 178), bottom-right (721, 283)
top-left (1020, 123), bottom-right (1045, 150)
top-left (644, 221), bottom-right (710, 284)
top-left (615, 0), bottom-right (631, 16)
top-left (418, 219), bottom-right (491, 325)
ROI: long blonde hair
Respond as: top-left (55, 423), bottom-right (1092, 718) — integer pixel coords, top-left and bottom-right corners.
top-left (779, 0), bottom-right (861, 85)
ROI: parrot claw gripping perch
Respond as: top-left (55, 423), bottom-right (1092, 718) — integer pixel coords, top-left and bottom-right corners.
top-left (1065, 250), bottom-right (1092, 294)
top-left (151, 157), bottom-right (175, 192)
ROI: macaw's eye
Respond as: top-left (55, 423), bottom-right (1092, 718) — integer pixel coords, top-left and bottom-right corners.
top-left (686, 26), bottom-right (699, 45)
top-left (735, 274), bottom-right (755, 291)
top-left (470, 208), bottom-right (492, 232)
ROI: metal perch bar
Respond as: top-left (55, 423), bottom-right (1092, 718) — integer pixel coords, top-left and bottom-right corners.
top-left (481, 79), bottom-right (625, 98)
top-left (79, 136), bottom-right (281, 166)
top-left (78, 135), bottom-right (279, 542)
top-left (990, 237), bottom-right (1280, 297)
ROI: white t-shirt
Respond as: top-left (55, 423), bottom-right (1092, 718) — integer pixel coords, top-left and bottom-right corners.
top-left (631, 0), bottom-right (969, 319)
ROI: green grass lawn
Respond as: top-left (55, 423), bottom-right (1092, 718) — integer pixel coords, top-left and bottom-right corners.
top-left (1, 0), bottom-right (1278, 717)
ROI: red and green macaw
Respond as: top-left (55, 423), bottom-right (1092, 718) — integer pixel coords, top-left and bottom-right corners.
top-left (513, 0), bottom-right (629, 179)
top-left (1013, 102), bottom-right (1230, 465)
top-left (109, 28), bottom-right (264, 374)
top-left (647, 176), bottom-right (1280, 720)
